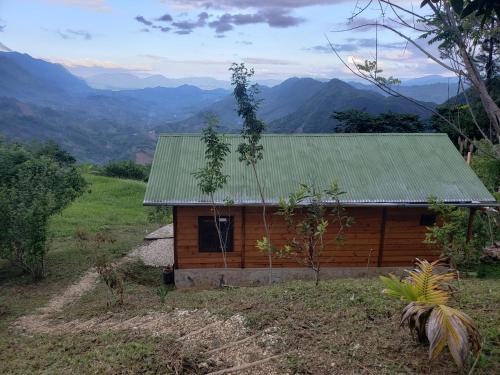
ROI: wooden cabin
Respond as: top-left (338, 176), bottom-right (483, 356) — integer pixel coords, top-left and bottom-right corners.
top-left (144, 134), bottom-right (495, 287)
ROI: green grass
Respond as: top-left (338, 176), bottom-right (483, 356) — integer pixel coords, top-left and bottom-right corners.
top-left (49, 174), bottom-right (151, 238)
top-left (0, 332), bottom-right (185, 375)
top-left (0, 174), bottom-right (161, 326)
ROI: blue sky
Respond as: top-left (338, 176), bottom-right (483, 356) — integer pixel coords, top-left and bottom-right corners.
top-left (0, 0), bottom-right (450, 80)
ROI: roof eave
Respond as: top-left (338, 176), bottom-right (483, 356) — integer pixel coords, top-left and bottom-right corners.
top-left (143, 200), bottom-right (498, 208)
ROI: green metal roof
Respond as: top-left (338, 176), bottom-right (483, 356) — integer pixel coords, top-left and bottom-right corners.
top-left (144, 134), bottom-right (496, 206)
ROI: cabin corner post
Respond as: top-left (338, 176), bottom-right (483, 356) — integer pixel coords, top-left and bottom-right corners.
top-left (377, 207), bottom-right (387, 267)
top-left (466, 207), bottom-right (478, 243)
top-left (173, 206), bottom-right (178, 269)
top-left (240, 206), bottom-right (246, 268)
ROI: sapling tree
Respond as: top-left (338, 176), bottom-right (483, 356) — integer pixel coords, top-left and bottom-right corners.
top-left (259, 183), bottom-right (353, 286)
top-left (193, 115), bottom-right (231, 268)
top-left (230, 63), bottom-right (274, 282)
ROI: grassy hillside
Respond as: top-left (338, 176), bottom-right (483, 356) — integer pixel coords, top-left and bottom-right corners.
top-left (0, 174), bottom-right (160, 323)
top-left (50, 174), bottom-right (150, 237)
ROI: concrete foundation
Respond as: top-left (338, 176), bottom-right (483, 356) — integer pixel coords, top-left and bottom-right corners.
top-left (174, 267), bottom-right (406, 288)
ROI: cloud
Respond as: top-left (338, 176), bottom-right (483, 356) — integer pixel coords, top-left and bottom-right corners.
top-left (157, 14), bottom-right (173, 22)
top-left (307, 44), bottom-right (355, 53)
top-left (331, 16), bottom-right (408, 33)
top-left (54, 28), bottom-right (93, 40)
top-left (152, 25), bottom-right (171, 32)
top-left (166, 0), bottom-right (348, 10)
top-left (172, 12), bottom-right (209, 34)
top-left (135, 16), bottom-right (153, 26)
top-left (237, 40), bottom-right (253, 45)
top-left (260, 8), bottom-right (304, 27)
top-left (140, 28), bottom-right (150, 33)
top-left (66, 29), bottom-right (93, 40)
top-left (307, 38), bottom-right (407, 53)
top-left (207, 8), bottom-right (303, 34)
top-left (141, 3), bottom-right (305, 36)
top-left (42, 0), bottom-right (111, 11)
top-left (0, 25), bottom-right (5, 32)
top-left (208, 14), bottom-right (234, 33)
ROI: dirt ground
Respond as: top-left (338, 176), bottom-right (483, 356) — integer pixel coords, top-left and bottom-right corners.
top-left (12, 236), bottom-right (281, 375)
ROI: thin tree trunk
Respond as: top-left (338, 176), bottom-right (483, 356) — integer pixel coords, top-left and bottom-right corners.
top-left (211, 194), bottom-right (227, 269)
top-left (460, 48), bottom-right (500, 142)
top-left (251, 162), bottom-right (273, 284)
top-left (442, 1), bottom-right (500, 142)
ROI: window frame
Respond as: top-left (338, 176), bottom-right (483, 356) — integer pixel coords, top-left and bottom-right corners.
top-left (198, 216), bottom-right (234, 253)
top-left (419, 214), bottom-right (437, 226)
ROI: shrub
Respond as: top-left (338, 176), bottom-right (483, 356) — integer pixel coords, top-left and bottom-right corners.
top-left (424, 199), bottom-right (497, 270)
top-left (156, 286), bottom-right (169, 304)
top-left (102, 160), bottom-right (150, 181)
top-left (147, 206), bottom-right (172, 225)
top-left (0, 141), bottom-right (86, 280)
top-left (95, 256), bottom-right (124, 306)
top-left (471, 141), bottom-right (500, 195)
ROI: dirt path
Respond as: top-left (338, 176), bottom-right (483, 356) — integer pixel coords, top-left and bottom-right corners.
top-left (12, 236), bottom-right (282, 374)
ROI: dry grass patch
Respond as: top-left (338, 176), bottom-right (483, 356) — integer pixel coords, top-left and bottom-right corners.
top-left (46, 263), bottom-right (500, 375)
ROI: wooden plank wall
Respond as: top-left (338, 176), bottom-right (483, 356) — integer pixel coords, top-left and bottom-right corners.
top-left (243, 207), bottom-right (382, 267)
top-left (175, 206), bottom-right (441, 269)
top-left (382, 208), bottom-right (441, 266)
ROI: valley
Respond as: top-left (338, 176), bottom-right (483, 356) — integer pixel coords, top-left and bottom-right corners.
top-left (0, 50), bottom-right (449, 164)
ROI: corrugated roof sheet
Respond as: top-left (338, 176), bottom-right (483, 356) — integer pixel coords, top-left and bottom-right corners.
top-left (144, 134), bottom-right (496, 206)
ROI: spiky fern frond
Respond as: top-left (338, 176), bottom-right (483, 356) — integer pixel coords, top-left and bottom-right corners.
top-left (380, 259), bottom-right (453, 305)
top-left (408, 259), bottom-right (455, 304)
top-left (380, 274), bottom-right (419, 302)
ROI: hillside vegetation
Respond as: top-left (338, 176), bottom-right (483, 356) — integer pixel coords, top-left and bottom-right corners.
top-left (0, 51), bottom-right (440, 164)
top-left (0, 174), bottom-right (158, 322)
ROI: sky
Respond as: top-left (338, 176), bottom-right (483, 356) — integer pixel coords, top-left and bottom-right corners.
top-left (0, 0), bottom-right (452, 81)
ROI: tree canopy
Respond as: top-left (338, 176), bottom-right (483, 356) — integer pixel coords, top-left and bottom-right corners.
top-left (0, 141), bottom-right (86, 279)
top-left (332, 110), bottom-right (426, 133)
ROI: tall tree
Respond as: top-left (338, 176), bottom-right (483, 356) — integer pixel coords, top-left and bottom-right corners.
top-left (329, 0), bottom-right (500, 156)
top-left (229, 63), bottom-right (274, 283)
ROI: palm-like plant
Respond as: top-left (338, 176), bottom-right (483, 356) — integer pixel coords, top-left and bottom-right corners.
top-left (380, 259), bottom-right (481, 368)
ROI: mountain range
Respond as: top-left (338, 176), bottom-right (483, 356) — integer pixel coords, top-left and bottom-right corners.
top-left (167, 77), bottom-right (435, 134)
top-left (348, 80), bottom-right (461, 104)
top-left (83, 71), bottom-right (458, 104)
top-left (0, 50), bottom-right (441, 164)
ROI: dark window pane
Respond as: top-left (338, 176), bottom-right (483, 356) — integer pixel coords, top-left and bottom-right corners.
top-left (198, 216), bottom-right (234, 252)
top-left (420, 214), bottom-right (436, 226)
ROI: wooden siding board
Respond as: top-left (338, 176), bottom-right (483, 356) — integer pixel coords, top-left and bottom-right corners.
top-left (175, 206), bottom-right (441, 269)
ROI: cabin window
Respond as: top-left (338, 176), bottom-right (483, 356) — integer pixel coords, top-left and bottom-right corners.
top-left (420, 214), bottom-right (437, 226)
top-left (198, 216), bottom-right (234, 252)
